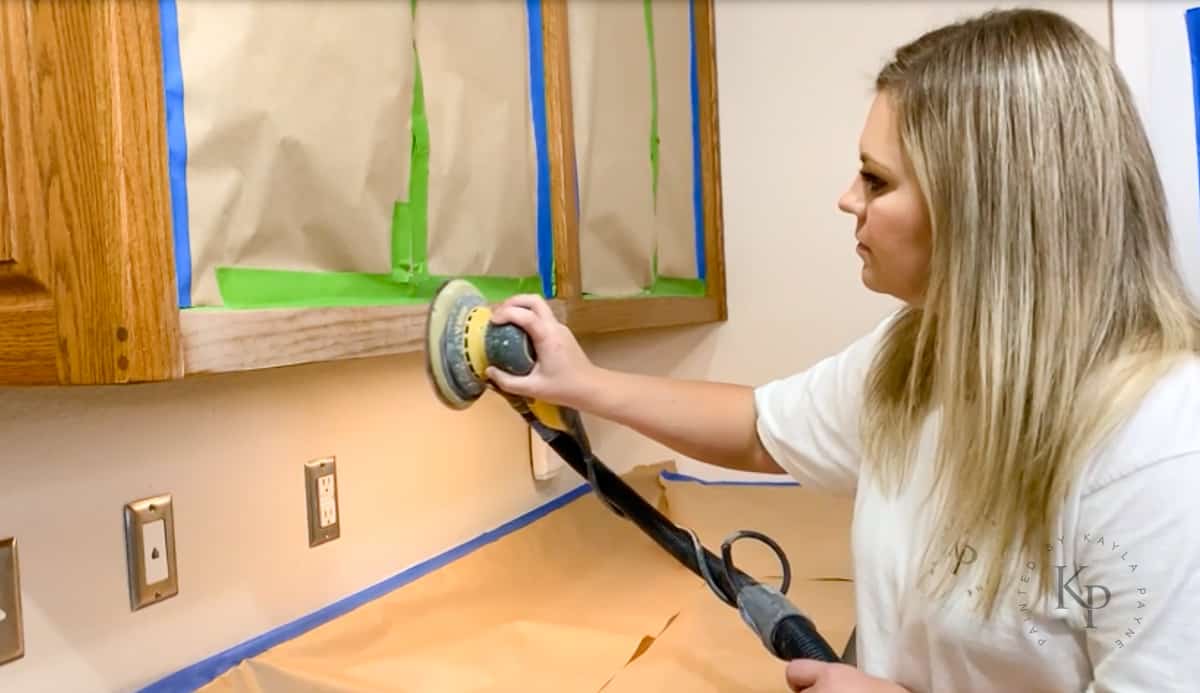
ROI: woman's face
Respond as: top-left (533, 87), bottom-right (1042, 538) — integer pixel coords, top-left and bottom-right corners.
top-left (837, 92), bottom-right (932, 305)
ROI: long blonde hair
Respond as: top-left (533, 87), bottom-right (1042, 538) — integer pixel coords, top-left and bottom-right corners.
top-left (862, 9), bottom-right (1200, 615)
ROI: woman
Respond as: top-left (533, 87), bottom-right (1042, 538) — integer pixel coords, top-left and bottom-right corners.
top-left (490, 8), bottom-right (1200, 692)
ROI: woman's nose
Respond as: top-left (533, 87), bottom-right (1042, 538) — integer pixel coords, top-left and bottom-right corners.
top-left (837, 178), bottom-right (863, 216)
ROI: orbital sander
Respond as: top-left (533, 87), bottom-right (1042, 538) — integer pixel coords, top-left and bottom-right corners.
top-left (424, 278), bottom-right (840, 663)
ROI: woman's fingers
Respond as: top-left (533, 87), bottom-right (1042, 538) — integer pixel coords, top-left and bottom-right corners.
top-left (785, 660), bottom-right (823, 691)
top-left (501, 293), bottom-right (557, 322)
top-left (486, 366), bottom-right (530, 395)
top-left (484, 293), bottom-right (590, 407)
top-left (490, 303), bottom-right (549, 343)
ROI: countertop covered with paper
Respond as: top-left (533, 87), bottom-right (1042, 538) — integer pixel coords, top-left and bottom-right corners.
top-left (200, 465), bottom-right (856, 692)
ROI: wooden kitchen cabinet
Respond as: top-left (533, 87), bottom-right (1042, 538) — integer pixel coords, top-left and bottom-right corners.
top-left (0, 1), bottom-right (182, 386)
top-left (0, 0), bottom-right (725, 386)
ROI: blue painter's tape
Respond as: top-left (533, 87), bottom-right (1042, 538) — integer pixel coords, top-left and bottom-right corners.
top-left (1188, 8), bottom-right (1200, 214)
top-left (139, 483), bottom-right (590, 693)
top-left (689, 1), bottom-right (707, 280)
top-left (659, 470), bottom-right (799, 487)
top-left (528, 0), bottom-right (554, 298)
top-left (158, 0), bottom-right (192, 309)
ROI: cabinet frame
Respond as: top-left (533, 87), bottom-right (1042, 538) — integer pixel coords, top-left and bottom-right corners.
top-left (541, 0), bottom-right (727, 334)
top-left (0, 0), bottom-right (726, 384)
top-left (0, 0), bottom-right (182, 385)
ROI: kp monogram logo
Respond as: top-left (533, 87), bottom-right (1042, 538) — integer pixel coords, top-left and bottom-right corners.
top-left (1056, 564), bottom-right (1111, 629)
top-left (949, 533), bottom-right (1149, 648)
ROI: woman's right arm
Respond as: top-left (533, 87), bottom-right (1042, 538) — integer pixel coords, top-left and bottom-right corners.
top-left (486, 294), bottom-right (783, 475)
top-left (576, 369), bottom-right (783, 475)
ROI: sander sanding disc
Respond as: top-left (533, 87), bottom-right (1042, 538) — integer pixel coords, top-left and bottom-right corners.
top-left (424, 279), bottom-right (488, 409)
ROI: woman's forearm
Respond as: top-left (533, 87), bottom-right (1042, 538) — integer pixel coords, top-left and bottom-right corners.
top-left (575, 367), bottom-right (782, 475)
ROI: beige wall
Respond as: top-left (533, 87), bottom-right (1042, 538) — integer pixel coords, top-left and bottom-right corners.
top-left (0, 2), bottom-right (1112, 691)
top-left (0, 354), bottom-right (578, 692)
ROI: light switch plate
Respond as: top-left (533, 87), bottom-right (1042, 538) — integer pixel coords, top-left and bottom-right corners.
top-left (124, 494), bottom-right (179, 611)
top-left (305, 457), bottom-right (340, 547)
top-left (0, 538), bottom-right (23, 666)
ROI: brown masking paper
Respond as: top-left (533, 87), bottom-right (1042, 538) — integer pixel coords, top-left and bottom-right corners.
top-left (659, 477), bottom-right (855, 582)
top-left (199, 466), bottom-right (856, 692)
top-left (569, 0), bottom-right (656, 296)
top-left (417, 1), bottom-right (540, 279)
top-left (603, 580), bottom-right (855, 692)
top-left (176, 0), bottom-right (413, 307)
top-left (651, 0), bottom-right (700, 280)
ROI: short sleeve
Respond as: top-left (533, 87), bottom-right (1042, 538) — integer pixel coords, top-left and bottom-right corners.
top-left (753, 312), bottom-right (898, 494)
top-left (1074, 451), bottom-right (1200, 692)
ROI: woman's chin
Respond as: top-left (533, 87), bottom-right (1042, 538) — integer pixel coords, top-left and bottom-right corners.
top-left (860, 265), bottom-right (876, 290)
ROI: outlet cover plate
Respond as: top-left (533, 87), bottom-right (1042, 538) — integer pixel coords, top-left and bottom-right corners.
top-left (0, 538), bottom-right (23, 666)
top-left (305, 457), bottom-right (340, 547)
top-left (124, 494), bottom-right (179, 611)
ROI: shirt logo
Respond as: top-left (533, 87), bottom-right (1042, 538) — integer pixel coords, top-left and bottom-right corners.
top-left (951, 533), bottom-right (1149, 648)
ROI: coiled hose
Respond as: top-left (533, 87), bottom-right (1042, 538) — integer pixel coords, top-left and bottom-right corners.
top-left (507, 399), bottom-right (841, 664)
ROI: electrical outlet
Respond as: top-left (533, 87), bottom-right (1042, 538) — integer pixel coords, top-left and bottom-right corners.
top-left (305, 457), bottom-right (340, 547)
top-left (0, 538), bottom-right (23, 666)
top-left (123, 494), bottom-right (179, 611)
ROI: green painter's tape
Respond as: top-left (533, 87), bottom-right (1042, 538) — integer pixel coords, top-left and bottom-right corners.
top-left (645, 0), bottom-right (660, 204)
top-left (410, 35), bottom-right (429, 276)
top-left (645, 0), bottom-right (663, 291)
top-left (640, 0), bottom-right (706, 296)
top-left (582, 276), bottom-right (706, 301)
top-left (391, 203), bottom-right (413, 283)
top-left (394, 0), bottom-right (428, 283)
top-left (650, 276), bottom-right (706, 297)
top-left (215, 267), bottom-right (541, 309)
top-left (217, 268), bottom-right (429, 308)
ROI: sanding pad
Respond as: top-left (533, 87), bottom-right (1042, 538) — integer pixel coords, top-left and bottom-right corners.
top-left (425, 279), bottom-right (488, 410)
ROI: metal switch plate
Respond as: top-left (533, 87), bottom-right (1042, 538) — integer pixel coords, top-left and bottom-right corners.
top-left (124, 494), bottom-right (179, 611)
top-left (0, 538), bottom-right (23, 666)
top-left (305, 457), bottom-right (340, 547)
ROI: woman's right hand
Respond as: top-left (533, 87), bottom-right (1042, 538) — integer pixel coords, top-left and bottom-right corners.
top-left (488, 294), bottom-right (777, 475)
top-left (486, 294), bottom-right (600, 409)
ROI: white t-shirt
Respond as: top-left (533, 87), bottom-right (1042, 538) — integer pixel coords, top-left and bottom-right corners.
top-left (754, 314), bottom-right (1200, 692)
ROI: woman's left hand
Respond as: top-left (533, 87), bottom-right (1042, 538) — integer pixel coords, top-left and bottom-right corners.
top-left (785, 661), bottom-right (911, 692)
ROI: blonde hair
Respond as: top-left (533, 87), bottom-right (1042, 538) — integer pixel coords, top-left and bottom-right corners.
top-left (863, 9), bottom-right (1200, 615)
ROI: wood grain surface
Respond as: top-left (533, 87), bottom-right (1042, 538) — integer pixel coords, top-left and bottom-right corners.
top-left (0, 0), bottom-right (182, 385)
top-left (694, 0), bottom-right (728, 321)
top-left (541, 0), bottom-right (583, 303)
top-left (181, 300), bottom-right (571, 375)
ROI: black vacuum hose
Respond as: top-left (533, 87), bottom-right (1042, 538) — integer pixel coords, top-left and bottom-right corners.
top-left (773, 615), bottom-right (843, 661)
top-left (527, 413), bottom-right (840, 663)
top-left (427, 283), bottom-right (840, 664)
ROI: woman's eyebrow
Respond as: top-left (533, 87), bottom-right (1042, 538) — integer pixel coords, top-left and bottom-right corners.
top-left (859, 153), bottom-right (894, 176)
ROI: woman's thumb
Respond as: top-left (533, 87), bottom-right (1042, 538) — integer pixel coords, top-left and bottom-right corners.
top-left (784, 660), bottom-right (823, 691)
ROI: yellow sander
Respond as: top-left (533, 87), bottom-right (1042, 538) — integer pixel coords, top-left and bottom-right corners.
top-left (424, 278), bottom-right (840, 663)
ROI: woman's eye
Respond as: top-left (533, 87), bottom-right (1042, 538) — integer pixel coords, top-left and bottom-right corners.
top-left (860, 171), bottom-right (886, 193)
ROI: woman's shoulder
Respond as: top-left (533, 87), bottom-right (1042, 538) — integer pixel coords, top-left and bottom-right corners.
top-left (1080, 355), bottom-right (1200, 497)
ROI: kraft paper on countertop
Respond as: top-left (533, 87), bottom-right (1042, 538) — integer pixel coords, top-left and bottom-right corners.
top-left (416, 1), bottom-right (540, 280)
top-left (175, 0), bottom-right (413, 307)
top-left (570, 0), bottom-right (656, 296)
top-left (198, 466), bottom-right (855, 692)
top-left (652, 0), bottom-right (701, 280)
